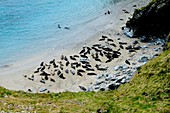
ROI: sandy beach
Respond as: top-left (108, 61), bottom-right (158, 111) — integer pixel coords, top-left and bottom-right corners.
top-left (0, 0), bottom-right (159, 93)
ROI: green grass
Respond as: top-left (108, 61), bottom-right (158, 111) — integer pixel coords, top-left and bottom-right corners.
top-left (0, 43), bottom-right (169, 112)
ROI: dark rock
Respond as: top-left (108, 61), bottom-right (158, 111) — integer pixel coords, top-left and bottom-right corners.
top-left (138, 56), bottom-right (149, 62)
top-left (125, 0), bottom-right (170, 40)
top-left (126, 45), bottom-right (133, 50)
top-left (133, 46), bottom-right (141, 50)
top-left (108, 84), bottom-right (120, 90)
top-left (132, 40), bottom-right (139, 45)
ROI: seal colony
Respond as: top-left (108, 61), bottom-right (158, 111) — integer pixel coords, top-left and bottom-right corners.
top-left (24, 31), bottom-right (165, 93)
top-left (0, 0), bottom-right (158, 92)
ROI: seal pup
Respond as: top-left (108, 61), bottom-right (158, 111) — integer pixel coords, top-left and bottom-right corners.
top-left (125, 60), bottom-right (131, 65)
top-left (79, 86), bottom-right (87, 91)
top-left (133, 46), bottom-right (141, 50)
top-left (85, 64), bottom-right (92, 68)
top-left (91, 47), bottom-right (102, 53)
top-left (71, 63), bottom-right (76, 69)
top-left (40, 79), bottom-right (45, 84)
top-left (50, 78), bottom-right (55, 82)
top-left (61, 55), bottom-right (65, 60)
top-left (80, 60), bottom-right (90, 64)
top-left (107, 10), bottom-right (110, 14)
top-left (110, 43), bottom-right (117, 47)
top-left (86, 48), bottom-right (91, 54)
top-left (102, 47), bottom-right (112, 52)
top-left (119, 42), bottom-right (127, 45)
top-left (40, 62), bottom-right (44, 66)
top-left (95, 58), bottom-right (102, 62)
top-left (49, 59), bottom-right (55, 64)
top-left (64, 56), bottom-right (68, 61)
top-left (60, 66), bottom-right (63, 70)
top-left (105, 58), bottom-right (112, 63)
top-left (77, 69), bottom-right (86, 73)
top-left (70, 56), bottom-right (77, 61)
top-left (57, 70), bottom-right (61, 76)
top-left (111, 53), bottom-right (120, 58)
top-left (40, 71), bottom-right (50, 76)
top-left (34, 69), bottom-right (39, 73)
top-left (132, 40), bottom-right (138, 45)
top-left (119, 45), bottom-right (124, 49)
top-left (124, 11), bottom-right (129, 14)
top-left (93, 44), bottom-right (101, 47)
top-left (129, 49), bottom-right (136, 52)
top-left (126, 45), bottom-right (133, 50)
top-left (102, 35), bottom-right (108, 39)
top-left (113, 50), bottom-right (121, 55)
top-left (82, 65), bottom-right (88, 69)
top-left (64, 27), bottom-right (70, 29)
top-left (77, 72), bottom-right (83, 76)
top-left (23, 75), bottom-right (27, 78)
top-left (71, 62), bottom-right (79, 66)
top-left (76, 63), bottom-right (81, 68)
top-left (80, 54), bottom-right (88, 59)
top-left (66, 61), bottom-right (70, 66)
top-left (86, 46), bottom-right (92, 51)
top-left (28, 75), bottom-right (34, 81)
top-left (99, 38), bottom-right (105, 41)
top-left (107, 38), bottom-right (114, 42)
top-left (87, 72), bottom-right (97, 76)
top-left (58, 24), bottom-right (61, 29)
top-left (57, 61), bottom-right (64, 67)
top-left (73, 55), bottom-right (79, 58)
top-left (53, 62), bottom-right (58, 68)
top-left (28, 89), bottom-right (32, 92)
top-left (44, 75), bottom-right (49, 80)
top-left (86, 68), bottom-right (95, 71)
top-left (79, 47), bottom-right (85, 54)
top-left (59, 73), bottom-right (65, 79)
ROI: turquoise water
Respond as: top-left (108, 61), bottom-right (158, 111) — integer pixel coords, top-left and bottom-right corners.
top-left (0, 0), bottom-right (118, 66)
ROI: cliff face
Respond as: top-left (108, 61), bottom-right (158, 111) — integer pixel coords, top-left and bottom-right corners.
top-left (124, 0), bottom-right (170, 41)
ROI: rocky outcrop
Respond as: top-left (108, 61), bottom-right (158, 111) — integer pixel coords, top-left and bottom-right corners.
top-left (124, 0), bottom-right (170, 41)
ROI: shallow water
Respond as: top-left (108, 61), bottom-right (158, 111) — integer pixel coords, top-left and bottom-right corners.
top-left (0, 0), bottom-right (121, 67)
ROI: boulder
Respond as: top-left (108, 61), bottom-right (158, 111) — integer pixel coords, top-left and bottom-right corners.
top-left (138, 56), bottom-right (149, 62)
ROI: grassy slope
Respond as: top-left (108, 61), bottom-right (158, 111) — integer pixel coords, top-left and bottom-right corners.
top-left (0, 44), bottom-right (169, 112)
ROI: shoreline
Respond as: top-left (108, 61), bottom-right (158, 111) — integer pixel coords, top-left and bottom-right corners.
top-left (0, 0), bottom-right (154, 92)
